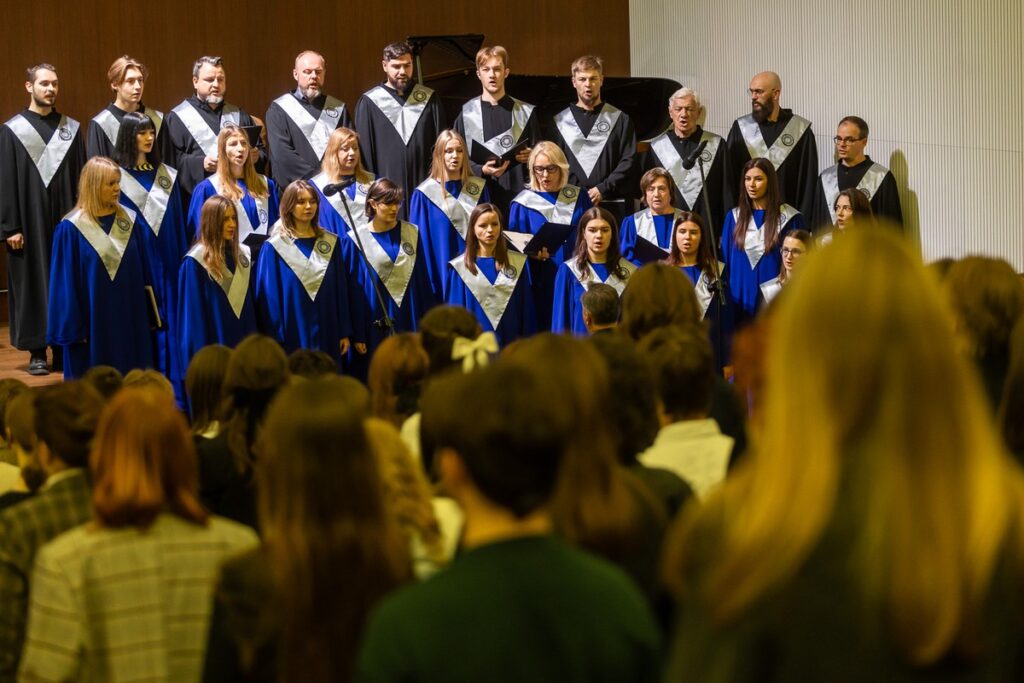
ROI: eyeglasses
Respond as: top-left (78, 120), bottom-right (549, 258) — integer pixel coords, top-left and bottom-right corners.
top-left (781, 247), bottom-right (805, 256)
top-left (833, 136), bottom-right (865, 145)
top-left (533, 165), bottom-right (559, 176)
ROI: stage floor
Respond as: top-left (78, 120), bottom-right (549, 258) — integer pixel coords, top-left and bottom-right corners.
top-left (0, 326), bottom-right (63, 387)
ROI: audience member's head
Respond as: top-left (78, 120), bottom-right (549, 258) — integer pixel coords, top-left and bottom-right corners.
top-left (419, 305), bottom-right (483, 377)
top-left (621, 263), bottom-right (701, 341)
top-left (0, 379), bottom-right (29, 450)
top-left (91, 387), bottom-right (207, 529)
top-left (185, 344), bottom-right (232, 435)
top-left (999, 317), bottom-right (1024, 458)
top-left (123, 368), bottom-right (175, 398)
top-left (368, 333), bottom-right (429, 428)
top-left (5, 392), bottom-right (45, 492)
top-left (223, 335), bottom-right (290, 473)
top-left (258, 379), bottom-right (409, 681)
top-left (581, 282), bottom-right (620, 333)
top-left (587, 334), bottom-right (659, 464)
top-left (638, 325), bottom-right (715, 424)
top-left (287, 348), bottom-right (338, 380)
top-left (945, 256), bottom-right (1024, 359)
top-left (33, 382), bottom-right (104, 474)
top-left (81, 365), bottom-right (123, 402)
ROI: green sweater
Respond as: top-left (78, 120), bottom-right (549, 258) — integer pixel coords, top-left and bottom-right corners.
top-left (356, 535), bottom-right (661, 682)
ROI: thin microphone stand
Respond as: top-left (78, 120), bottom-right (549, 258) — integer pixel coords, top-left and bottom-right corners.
top-left (696, 154), bottom-right (725, 371)
top-left (337, 185), bottom-right (395, 336)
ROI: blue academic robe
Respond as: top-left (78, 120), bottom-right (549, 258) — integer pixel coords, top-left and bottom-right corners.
top-left (681, 264), bottom-right (736, 369)
top-left (311, 172), bottom-right (375, 236)
top-left (720, 207), bottom-right (805, 322)
top-left (186, 176), bottom-right (280, 255)
top-left (47, 212), bottom-right (154, 378)
top-left (176, 248), bottom-right (257, 371)
top-left (409, 179), bottom-right (491, 299)
top-left (118, 165), bottom-right (189, 386)
top-left (619, 211), bottom-right (676, 265)
top-left (507, 188), bottom-right (592, 330)
top-left (341, 222), bottom-right (436, 380)
top-left (552, 261), bottom-right (630, 336)
top-left (255, 234), bottom-right (354, 367)
top-left (445, 255), bottom-right (536, 346)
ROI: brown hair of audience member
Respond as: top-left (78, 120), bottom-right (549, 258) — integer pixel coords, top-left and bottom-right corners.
top-left (320, 127), bottom-right (371, 182)
top-left (1000, 317), bottom-right (1024, 457)
top-left (364, 178), bottom-right (404, 219)
top-left (33, 382), bottom-right (103, 470)
top-left (185, 344), bottom-right (231, 435)
top-left (277, 180), bottom-right (324, 240)
top-left (463, 203), bottom-right (511, 275)
top-left (123, 369), bottom-right (175, 398)
top-left (581, 282), bottom-right (621, 329)
top-left (91, 387), bottom-right (207, 529)
top-left (945, 256), bottom-right (1024, 358)
top-left (620, 263), bottom-right (701, 341)
top-left (198, 195), bottom-right (241, 282)
top-left (6, 393), bottom-right (45, 492)
top-left (638, 325), bottom-right (715, 422)
top-left (222, 335), bottom-right (290, 476)
top-left (215, 124), bottom-right (269, 201)
top-left (369, 333), bottom-right (429, 428)
top-left (667, 210), bottom-right (718, 278)
top-left (365, 417), bottom-right (446, 567)
top-left (287, 348), bottom-right (338, 380)
top-left (0, 378), bottom-right (29, 446)
top-left (663, 229), bottom-right (1024, 666)
top-left (587, 334), bottom-right (660, 464)
top-left (81, 365), bottom-right (123, 401)
top-left (572, 206), bottom-right (630, 281)
top-left (258, 379), bottom-right (410, 682)
top-left (428, 129), bottom-right (471, 185)
top-left (419, 305), bottom-right (483, 376)
top-left (733, 157), bottom-right (784, 250)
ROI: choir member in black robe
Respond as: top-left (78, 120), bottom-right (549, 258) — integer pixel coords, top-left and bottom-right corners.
top-left (809, 116), bottom-right (903, 232)
top-left (160, 56), bottom-right (267, 206)
top-left (265, 50), bottom-right (352, 189)
top-left (550, 55), bottom-right (637, 223)
top-left (642, 87), bottom-right (730, 236)
top-left (86, 56), bottom-right (164, 160)
top-left (454, 45), bottom-right (541, 216)
top-left (0, 63), bottom-right (85, 374)
top-left (354, 41), bottom-right (446, 220)
top-left (725, 71), bottom-right (817, 217)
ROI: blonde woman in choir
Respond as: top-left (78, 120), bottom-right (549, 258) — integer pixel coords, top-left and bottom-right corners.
top-left (310, 126), bottom-right (376, 235)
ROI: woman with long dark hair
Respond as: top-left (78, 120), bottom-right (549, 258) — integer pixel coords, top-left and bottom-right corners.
top-left (552, 206), bottom-right (636, 335)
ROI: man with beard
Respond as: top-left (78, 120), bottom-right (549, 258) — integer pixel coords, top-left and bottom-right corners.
top-left (265, 50), bottom-right (352, 188)
top-left (0, 64), bottom-right (85, 375)
top-left (161, 56), bottom-right (266, 204)
top-left (86, 56), bottom-right (163, 159)
top-left (454, 45), bottom-right (541, 214)
top-left (642, 87), bottom-right (730, 234)
top-left (354, 41), bottom-right (446, 219)
top-left (550, 55), bottom-right (636, 221)
top-left (809, 116), bottom-right (903, 231)
top-left (725, 71), bottom-right (817, 217)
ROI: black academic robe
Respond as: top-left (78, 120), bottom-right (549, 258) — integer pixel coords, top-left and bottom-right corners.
top-left (354, 83), bottom-right (446, 220)
top-left (551, 102), bottom-right (638, 202)
top-left (0, 109), bottom-right (85, 350)
top-left (642, 126), bottom-right (731, 239)
top-left (725, 108), bottom-right (818, 218)
top-left (265, 90), bottom-right (352, 188)
top-left (454, 94), bottom-right (542, 216)
top-left (85, 103), bottom-right (165, 160)
top-left (159, 96), bottom-right (267, 205)
top-left (809, 156), bottom-right (904, 231)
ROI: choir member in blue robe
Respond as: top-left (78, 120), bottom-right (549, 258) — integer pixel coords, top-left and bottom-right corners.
top-left (113, 112), bottom-right (188, 394)
top-left (86, 56), bottom-right (164, 160)
top-left (47, 157), bottom-right (154, 378)
top-left (341, 178), bottom-right (436, 380)
top-left (760, 229), bottom-right (813, 309)
top-left (666, 210), bottom-right (735, 370)
top-left (309, 126), bottom-right (376, 236)
top-left (552, 206), bottom-right (637, 336)
top-left (255, 180), bottom-right (354, 369)
top-left (409, 129), bottom-right (490, 298)
top-left (507, 142), bottom-right (592, 329)
top-left (176, 195), bottom-right (257, 371)
top-left (620, 167), bottom-right (685, 266)
top-left (721, 158), bottom-right (805, 325)
top-left (187, 125), bottom-right (279, 260)
top-left (446, 203), bottom-right (535, 346)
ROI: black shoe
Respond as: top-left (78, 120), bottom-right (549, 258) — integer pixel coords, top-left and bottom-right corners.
top-left (27, 356), bottom-right (50, 376)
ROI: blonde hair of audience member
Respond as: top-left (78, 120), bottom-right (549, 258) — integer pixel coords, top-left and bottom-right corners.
top-left (185, 344), bottom-right (231, 436)
top-left (620, 263), bottom-right (701, 341)
top-left (122, 368), bottom-right (175, 398)
top-left (368, 333), bottom-right (429, 428)
top-left (419, 306), bottom-right (483, 377)
top-left (662, 229), bottom-right (1024, 665)
top-left (276, 180), bottom-right (324, 240)
top-left (257, 379), bottom-right (410, 681)
top-left (198, 195), bottom-right (240, 282)
top-left (526, 141), bottom-right (570, 192)
top-left (222, 335), bottom-right (290, 475)
top-left (214, 124), bottom-right (268, 201)
top-left (365, 417), bottom-right (447, 572)
top-left (320, 127), bottom-right (371, 182)
top-left (428, 129), bottom-right (471, 186)
top-left (75, 156), bottom-right (128, 220)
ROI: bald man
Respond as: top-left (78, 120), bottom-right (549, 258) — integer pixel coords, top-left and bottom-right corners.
top-left (725, 71), bottom-right (817, 217)
top-left (265, 50), bottom-right (352, 187)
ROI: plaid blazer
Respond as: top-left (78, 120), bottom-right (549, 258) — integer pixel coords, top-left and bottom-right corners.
top-left (0, 469), bottom-right (91, 682)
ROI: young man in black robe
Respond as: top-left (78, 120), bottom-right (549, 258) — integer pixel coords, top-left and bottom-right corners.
top-left (265, 50), bottom-right (352, 188)
top-left (354, 41), bottom-right (446, 219)
top-left (810, 116), bottom-right (904, 231)
top-left (550, 55), bottom-right (637, 222)
top-left (725, 71), bottom-right (818, 217)
top-left (160, 56), bottom-right (266, 205)
top-left (0, 64), bottom-right (85, 375)
top-left (642, 86), bottom-right (730, 233)
top-left (454, 45), bottom-right (541, 215)
top-left (85, 56), bottom-right (163, 160)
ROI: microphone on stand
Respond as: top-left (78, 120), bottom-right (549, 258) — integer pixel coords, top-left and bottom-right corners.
top-left (322, 177), bottom-right (357, 196)
top-left (681, 140), bottom-right (708, 171)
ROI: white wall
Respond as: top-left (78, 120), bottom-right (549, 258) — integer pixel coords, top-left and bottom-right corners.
top-left (630, 0), bottom-right (1024, 269)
